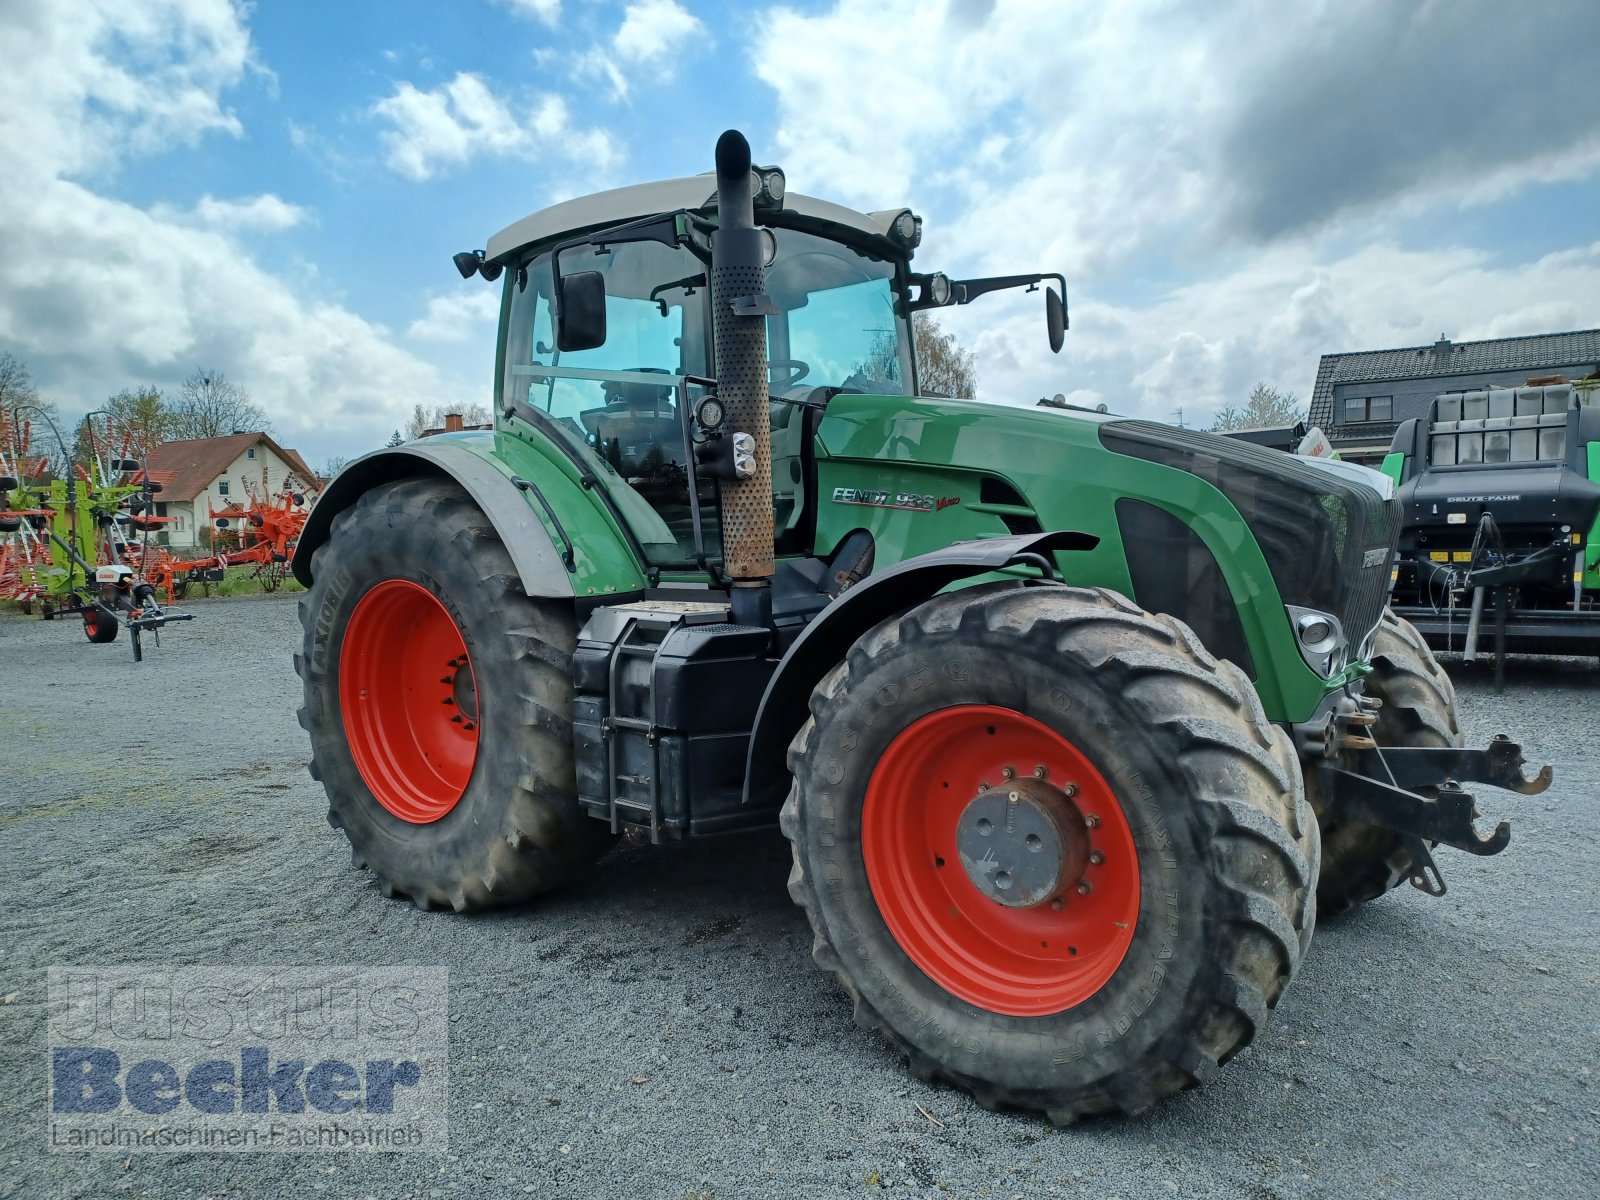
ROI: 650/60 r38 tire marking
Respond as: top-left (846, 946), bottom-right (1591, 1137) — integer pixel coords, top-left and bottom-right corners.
top-left (863, 705), bottom-right (1139, 1017)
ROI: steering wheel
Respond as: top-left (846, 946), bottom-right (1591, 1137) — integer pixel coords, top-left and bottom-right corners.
top-left (768, 358), bottom-right (810, 389)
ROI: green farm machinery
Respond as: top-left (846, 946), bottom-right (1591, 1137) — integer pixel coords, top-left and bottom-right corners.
top-left (293, 131), bottom-right (1550, 1120)
top-left (1, 409), bottom-right (191, 659)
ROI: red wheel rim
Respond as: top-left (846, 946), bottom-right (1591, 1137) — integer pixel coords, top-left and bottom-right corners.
top-left (339, 580), bottom-right (479, 824)
top-left (82, 611), bottom-right (97, 638)
top-left (863, 705), bottom-right (1140, 1017)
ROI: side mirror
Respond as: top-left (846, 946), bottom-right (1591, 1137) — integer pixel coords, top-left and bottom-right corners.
top-left (1045, 286), bottom-right (1066, 354)
top-left (557, 271), bottom-right (607, 352)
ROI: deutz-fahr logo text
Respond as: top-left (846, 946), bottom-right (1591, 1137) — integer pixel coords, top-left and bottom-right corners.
top-left (1447, 494), bottom-right (1521, 503)
top-left (832, 487), bottom-right (960, 513)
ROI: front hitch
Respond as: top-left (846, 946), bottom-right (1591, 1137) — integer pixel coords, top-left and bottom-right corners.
top-left (1318, 734), bottom-right (1550, 896)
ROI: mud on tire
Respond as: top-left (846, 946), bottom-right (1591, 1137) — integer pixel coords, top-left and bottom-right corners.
top-left (781, 584), bottom-right (1319, 1121)
top-left (295, 478), bottom-right (613, 911)
top-left (1313, 608), bottom-right (1462, 918)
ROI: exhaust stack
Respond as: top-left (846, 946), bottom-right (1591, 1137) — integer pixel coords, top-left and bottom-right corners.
top-left (710, 129), bottom-right (776, 627)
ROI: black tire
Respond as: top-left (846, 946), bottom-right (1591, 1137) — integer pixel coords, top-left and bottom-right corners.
top-left (781, 585), bottom-right (1318, 1121)
top-left (1313, 608), bottom-right (1462, 917)
top-left (83, 606), bottom-right (119, 643)
top-left (295, 478), bottom-right (614, 911)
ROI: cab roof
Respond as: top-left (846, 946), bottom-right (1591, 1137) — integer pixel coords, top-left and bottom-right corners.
top-left (485, 174), bottom-right (911, 263)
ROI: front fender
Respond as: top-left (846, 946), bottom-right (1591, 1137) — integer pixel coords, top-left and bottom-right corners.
top-left (741, 530), bottom-right (1098, 810)
top-left (292, 439), bottom-right (645, 599)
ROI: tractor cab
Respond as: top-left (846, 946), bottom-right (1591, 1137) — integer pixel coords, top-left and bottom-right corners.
top-left (482, 175), bottom-right (1064, 577)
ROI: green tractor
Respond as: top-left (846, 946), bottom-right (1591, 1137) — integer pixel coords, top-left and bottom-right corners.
top-left (293, 131), bottom-right (1549, 1120)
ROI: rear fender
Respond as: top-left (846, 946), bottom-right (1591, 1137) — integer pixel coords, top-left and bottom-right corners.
top-left (292, 441), bottom-right (645, 599)
top-left (741, 530), bottom-right (1098, 809)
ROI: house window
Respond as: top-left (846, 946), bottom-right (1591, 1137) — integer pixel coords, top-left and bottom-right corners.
top-left (218, 480), bottom-right (230, 496)
top-left (247, 448), bottom-right (256, 459)
top-left (1342, 395), bottom-right (1394, 423)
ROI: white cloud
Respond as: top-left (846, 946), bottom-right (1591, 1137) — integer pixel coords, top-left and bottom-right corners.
top-left (0, 1), bottom-right (469, 460)
top-left (614, 0), bottom-right (701, 65)
top-left (496, 0), bottom-right (561, 25)
top-left (576, 0), bottom-right (705, 99)
top-left (192, 193), bottom-right (308, 231)
top-left (407, 290), bottom-right (501, 343)
top-left (370, 71), bottom-right (620, 181)
top-left (750, 0), bottom-right (1600, 427)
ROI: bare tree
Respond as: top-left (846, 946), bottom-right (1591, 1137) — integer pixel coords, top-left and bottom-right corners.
top-left (170, 368), bottom-right (268, 440)
top-left (407, 402), bottom-right (493, 439)
top-left (317, 455), bottom-right (350, 482)
top-left (913, 314), bottom-right (977, 399)
top-left (0, 350), bottom-right (68, 472)
top-left (1210, 382), bottom-right (1306, 432)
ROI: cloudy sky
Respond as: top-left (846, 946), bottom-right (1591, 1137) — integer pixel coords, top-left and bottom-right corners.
top-left (0, 0), bottom-right (1595, 470)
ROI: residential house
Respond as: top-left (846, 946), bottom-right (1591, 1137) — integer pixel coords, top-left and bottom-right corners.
top-left (1309, 329), bottom-right (1600, 465)
top-left (142, 433), bottom-right (318, 549)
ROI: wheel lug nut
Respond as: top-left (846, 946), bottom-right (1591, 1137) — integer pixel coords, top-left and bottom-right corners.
top-left (1084, 813), bottom-right (1099, 828)
top-left (1062, 783), bottom-right (1079, 799)
top-left (976, 782), bottom-right (989, 793)
top-left (1033, 765), bottom-right (1048, 779)
top-left (1076, 880), bottom-right (1092, 895)
top-left (1090, 850), bottom-right (1105, 865)
top-left (1001, 766), bottom-right (1016, 780)
top-left (1050, 898), bottom-right (1064, 911)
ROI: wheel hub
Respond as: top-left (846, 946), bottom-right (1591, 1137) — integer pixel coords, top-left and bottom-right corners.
top-left (956, 778), bottom-right (1090, 909)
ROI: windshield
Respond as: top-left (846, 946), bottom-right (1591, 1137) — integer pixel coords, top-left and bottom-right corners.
top-left (762, 228), bottom-right (913, 396)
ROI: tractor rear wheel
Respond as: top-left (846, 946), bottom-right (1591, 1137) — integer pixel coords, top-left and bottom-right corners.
top-left (1312, 608), bottom-right (1462, 917)
top-left (82, 606), bottom-right (118, 643)
top-left (781, 584), bottom-right (1318, 1121)
top-left (295, 478), bottom-right (614, 911)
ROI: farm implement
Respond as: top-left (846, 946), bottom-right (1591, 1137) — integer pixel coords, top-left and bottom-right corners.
top-left (141, 485), bottom-right (311, 602)
top-left (1, 408), bottom-right (192, 660)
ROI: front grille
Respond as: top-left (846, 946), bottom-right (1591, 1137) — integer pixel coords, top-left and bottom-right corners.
top-left (1100, 422), bottom-right (1400, 656)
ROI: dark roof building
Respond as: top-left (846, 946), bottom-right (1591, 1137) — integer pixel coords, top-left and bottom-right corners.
top-left (1309, 328), bottom-right (1600, 464)
top-left (144, 432), bottom-right (317, 500)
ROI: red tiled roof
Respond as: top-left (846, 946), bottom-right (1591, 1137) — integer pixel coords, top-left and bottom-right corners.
top-left (143, 433), bottom-right (318, 501)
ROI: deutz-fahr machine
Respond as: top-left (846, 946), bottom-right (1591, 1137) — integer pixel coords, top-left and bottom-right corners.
top-left (1383, 380), bottom-right (1600, 673)
top-left (293, 132), bottom-right (1551, 1120)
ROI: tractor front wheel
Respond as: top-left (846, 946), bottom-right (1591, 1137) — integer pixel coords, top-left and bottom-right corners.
top-left (1312, 608), bottom-right (1462, 917)
top-left (296, 478), bottom-right (614, 911)
top-left (782, 585), bottom-right (1318, 1121)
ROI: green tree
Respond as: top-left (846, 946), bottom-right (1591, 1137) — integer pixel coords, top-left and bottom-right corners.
top-left (105, 386), bottom-right (172, 456)
top-left (1210, 382), bottom-right (1306, 432)
top-left (171, 368), bottom-right (268, 439)
top-left (385, 429), bottom-right (404, 447)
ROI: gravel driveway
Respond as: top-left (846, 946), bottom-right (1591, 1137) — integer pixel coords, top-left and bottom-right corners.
top-left (2, 594), bottom-right (1596, 1199)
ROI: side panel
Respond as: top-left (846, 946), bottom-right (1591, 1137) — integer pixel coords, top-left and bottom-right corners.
top-left (1381, 451), bottom-right (1405, 486)
top-left (1588, 442), bottom-right (1600, 588)
top-left (291, 433), bottom-right (646, 599)
top-left (813, 395), bottom-right (1335, 723)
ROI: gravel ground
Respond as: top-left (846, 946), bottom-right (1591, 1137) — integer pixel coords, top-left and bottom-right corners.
top-left (2, 593), bottom-right (1597, 1200)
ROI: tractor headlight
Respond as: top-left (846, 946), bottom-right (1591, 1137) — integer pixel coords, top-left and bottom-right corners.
top-left (753, 166), bottom-right (786, 210)
top-left (928, 272), bottom-right (952, 305)
top-left (1287, 606), bottom-right (1347, 678)
top-left (891, 210), bottom-right (923, 249)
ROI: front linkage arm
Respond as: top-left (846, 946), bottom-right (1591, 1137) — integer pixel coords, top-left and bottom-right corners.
top-left (1319, 734), bottom-right (1551, 896)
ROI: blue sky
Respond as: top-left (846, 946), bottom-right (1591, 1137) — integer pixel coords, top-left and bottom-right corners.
top-left (1, 0), bottom-right (1596, 473)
